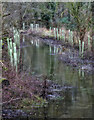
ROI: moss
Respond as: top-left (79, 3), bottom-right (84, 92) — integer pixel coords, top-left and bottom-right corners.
top-left (20, 96), bottom-right (48, 109)
top-left (0, 78), bottom-right (7, 83)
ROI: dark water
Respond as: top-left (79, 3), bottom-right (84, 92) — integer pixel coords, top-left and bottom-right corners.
top-left (21, 36), bottom-right (94, 118)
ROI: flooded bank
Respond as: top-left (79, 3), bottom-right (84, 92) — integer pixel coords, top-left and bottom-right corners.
top-left (17, 35), bottom-right (94, 118)
top-left (2, 2), bottom-right (94, 119)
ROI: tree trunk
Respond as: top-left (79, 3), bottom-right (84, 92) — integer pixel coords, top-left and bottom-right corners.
top-left (91, 2), bottom-right (94, 59)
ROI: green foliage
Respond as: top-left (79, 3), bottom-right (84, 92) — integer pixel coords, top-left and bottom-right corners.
top-left (40, 2), bottom-right (56, 28)
top-left (21, 96), bottom-right (48, 108)
top-left (60, 17), bottom-right (77, 30)
top-left (60, 17), bottom-right (69, 24)
top-left (65, 3), bottom-right (92, 32)
top-left (0, 78), bottom-right (7, 83)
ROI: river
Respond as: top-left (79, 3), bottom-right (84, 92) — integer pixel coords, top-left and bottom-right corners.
top-left (19, 35), bottom-right (94, 118)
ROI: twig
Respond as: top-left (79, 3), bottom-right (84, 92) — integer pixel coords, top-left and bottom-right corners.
top-left (2, 98), bottom-right (21, 104)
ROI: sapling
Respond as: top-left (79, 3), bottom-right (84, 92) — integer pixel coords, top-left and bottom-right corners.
top-left (14, 34), bottom-right (18, 46)
top-left (88, 35), bottom-right (91, 51)
top-left (23, 23), bottom-right (25, 30)
top-left (30, 24), bottom-right (33, 31)
top-left (82, 41), bottom-right (84, 58)
top-left (68, 29), bottom-right (71, 43)
top-left (56, 28), bottom-right (59, 40)
top-left (70, 31), bottom-right (73, 46)
top-left (35, 40), bottom-right (38, 47)
top-left (36, 24), bottom-right (38, 31)
top-left (9, 38), bottom-right (13, 55)
top-left (10, 40), bottom-right (13, 49)
top-left (0, 39), bottom-right (2, 51)
top-left (13, 29), bottom-right (20, 48)
top-left (13, 43), bottom-right (16, 53)
top-left (79, 40), bottom-right (81, 56)
top-left (13, 28), bottom-right (16, 35)
top-left (7, 38), bottom-right (10, 55)
top-left (59, 29), bottom-right (62, 40)
top-left (0, 39), bottom-right (2, 46)
top-left (14, 52), bottom-right (18, 72)
top-left (17, 49), bottom-right (20, 64)
top-left (13, 27), bottom-right (14, 31)
top-left (14, 35), bottom-right (16, 44)
top-left (13, 42), bottom-right (17, 65)
top-left (54, 28), bottom-right (56, 39)
top-left (62, 30), bottom-right (65, 42)
top-left (49, 27), bottom-right (51, 33)
top-left (10, 49), bottom-right (13, 66)
top-left (7, 38), bottom-right (9, 45)
top-left (17, 34), bottom-right (20, 48)
top-left (37, 24), bottom-right (39, 30)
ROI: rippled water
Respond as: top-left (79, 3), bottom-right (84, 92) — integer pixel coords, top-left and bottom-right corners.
top-left (21, 36), bottom-right (94, 118)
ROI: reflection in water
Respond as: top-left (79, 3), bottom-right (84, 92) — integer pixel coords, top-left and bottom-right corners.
top-left (23, 36), bottom-right (25, 42)
top-left (21, 36), bottom-right (93, 118)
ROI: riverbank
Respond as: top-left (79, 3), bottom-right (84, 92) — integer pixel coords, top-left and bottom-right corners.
top-left (40, 37), bottom-right (94, 74)
top-left (2, 30), bottom-right (94, 119)
top-left (1, 48), bottom-right (49, 119)
top-left (20, 29), bottom-right (94, 74)
top-left (2, 48), bottom-right (70, 119)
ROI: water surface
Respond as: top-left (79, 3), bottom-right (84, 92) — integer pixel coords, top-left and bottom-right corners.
top-left (21, 36), bottom-right (94, 118)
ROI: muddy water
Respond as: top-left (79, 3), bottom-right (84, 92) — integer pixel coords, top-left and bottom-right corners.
top-left (21, 36), bottom-right (94, 118)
